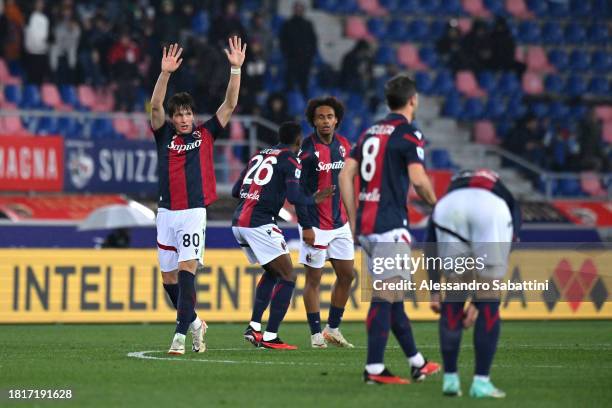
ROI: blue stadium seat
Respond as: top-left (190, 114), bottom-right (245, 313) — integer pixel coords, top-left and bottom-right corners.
top-left (568, 50), bottom-right (590, 72)
top-left (91, 118), bottom-right (115, 139)
top-left (191, 11), bottom-right (209, 35)
top-left (398, 0), bottom-right (419, 13)
top-left (591, 51), bottom-right (611, 73)
top-left (337, 0), bottom-right (359, 13)
top-left (477, 71), bottom-right (497, 94)
top-left (541, 22), bottom-right (564, 44)
top-left (548, 102), bottom-right (570, 120)
top-left (556, 178), bottom-right (583, 196)
top-left (415, 72), bottom-right (433, 95)
top-left (460, 98), bottom-right (485, 121)
top-left (4, 84), bottom-right (21, 104)
top-left (57, 117), bottom-right (81, 138)
top-left (287, 91), bottom-right (305, 117)
top-left (587, 24), bottom-right (609, 45)
top-left (483, 0), bottom-right (507, 15)
top-left (564, 23), bottom-right (586, 44)
top-left (407, 20), bottom-right (429, 41)
top-left (549, 0), bottom-right (571, 17)
top-left (431, 149), bottom-right (454, 169)
top-left (431, 71), bottom-right (454, 95)
top-left (315, 0), bottom-right (339, 12)
top-left (592, 0), bottom-right (612, 18)
top-left (568, 105), bottom-right (588, 121)
top-left (59, 85), bottom-right (79, 107)
top-left (569, 0), bottom-right (591, 17)
top-left (484, 97), bottom-right (506, 119)
top-left (375, 45), bottom-right (396, 65)
top-left (270, 15), bottom-right (285, 35)
top-left (564, 75), bottom-right (587, 97)
top-left (548, 49), bottom-right (568, 71)
top-left (367, 18), bottom-right (387, 40)
top-left (429, 20), bottom-right (446, 39)
top-left (417, 0), bottom-right (439, 14)
top-left (496, 73), bottom-right (521, 96)
top-left (587, 76), bottom-right (610, 96)
top-left (517, 21), bottom-right (541, 43)
top-left (379, 0), bottom-right (400, 9)
top-left (437, 0), bottom-right (463, 15)
top-left (418, 47), bottom-right (438, 68)
top-left (21, 84), bottom-right (43, 109)
top-left (36, 116), bottom-right (59, 135)
top-left (386, 19), bottom-right (409, 42)
top-left (545, 74), bottom-right (564, 94)
top-left (506, 97), bottom-right (526, 119)
top-left (441, 94), bottom-right (461, 118)
top-left (526, 0), bottom-right (548, 16)
top-left (530, 102), bottom-right (549, 118)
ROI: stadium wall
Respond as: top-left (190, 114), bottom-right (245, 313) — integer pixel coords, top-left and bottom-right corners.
top-left (0, 249), bottom-right (609, 323)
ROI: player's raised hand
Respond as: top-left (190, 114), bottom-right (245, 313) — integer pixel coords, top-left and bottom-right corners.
top-left (161, 43), bottom-right (183, 73)
top-left (313, 185), bottom-right (335, 204)
top-left (224, 36), bottom-right (247, 68)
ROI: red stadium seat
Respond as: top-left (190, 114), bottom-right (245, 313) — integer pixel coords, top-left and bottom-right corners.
top-left (457, 18), bottom-right (472, 34)
top-left (462, 0), bottom-right (491, 17)
top-left (603, 120), bottom-right (612, 144)
top-left (522, 71), bottom-right (544, 95)
top-left (345, 16), bottom-right (374, 40)
top-left (41, 83), bottom-right (73, 111)
top-left (132, 117), bottom-right (153, 140)
top-left (474, 120), bottom-right (499, 144)
top-left (77, 85), bottom-right (96, 109)
top-left (113, 117), bottom-right (137, 139)
top-left (1, 115), bottom-right (29, 136)
top-left (525, 46), bottom-right (554, 73)
top-left (580, 172), bottom-right (607, 197)
top-left (456, 70), bottom-right (486, 97)
top-left (0, 88), bottom-right (17, 110)
top-left (397, 43), bottom-right (427, 70)
top-left (594, 105), bottom-right (612, 122)
top-left (358, 0), bottom-right (388, 16)
top-left (505, 0), bottom-right (534, 19)
top-left (0, 59), bottom-right (21, 85)
top-left (92, 89), bottom-right (115, 112)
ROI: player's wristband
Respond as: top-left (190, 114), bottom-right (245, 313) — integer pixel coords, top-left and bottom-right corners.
top-left (230, 67), bottom-right (241, 75)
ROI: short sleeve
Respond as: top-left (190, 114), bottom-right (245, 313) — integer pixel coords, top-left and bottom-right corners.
top-left (281, 152), bottom-right (302, 183)
top-left (152, 121), bottom-right (170, 143)
top-left (201, 115), bottom-right (226, 140)
top-left (350, 139), bottom-right (362, 162)
top-left (401, 128), bottom-right (426, 165)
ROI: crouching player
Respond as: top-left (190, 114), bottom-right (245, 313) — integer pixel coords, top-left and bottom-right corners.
top-left (426, 169), bottom-right (521, 398)
top-left (232, 122), bottom-right (334, 349)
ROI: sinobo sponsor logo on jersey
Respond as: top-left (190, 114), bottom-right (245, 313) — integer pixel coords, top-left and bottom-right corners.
top-left (167, 139), bottom-right (202, 153)
top-left (240, 191), bottom-right (260, 201)
top-left (317, 160), bottom-right (345, 172)
top-left (359, 188), bottom-right (381, 202)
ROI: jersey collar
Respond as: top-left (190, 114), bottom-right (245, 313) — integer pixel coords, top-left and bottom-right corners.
top-left (385, 112), bottom-right (409, 123)
top-left (313, 131), bottom-right (335, 145)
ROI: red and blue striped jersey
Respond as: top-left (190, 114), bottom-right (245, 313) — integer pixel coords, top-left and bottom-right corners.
top-left (153, 116), bottom-right (224, 210)
top-left (232, 144), bottom-right (315, 228)
top-left (351, 113), bottom-right (426, 235)
top-left (295, 133), bottom-right (352, 230)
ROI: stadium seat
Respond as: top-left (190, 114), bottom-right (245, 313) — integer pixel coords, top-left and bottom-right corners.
top-left (358, 0), bottom-right (388, 16)
top-left (287, 91), bottom-right (306, 117)
top-left (564, 75), bottom-right (587, 97)
top-left (77, 85), bottom-right (96, 109)
top-left (0, 58), bottom-right (21, 85)
top-left (506, 96), bottom-right (527, 119)
top-left (432, 71), bottom-right (455, 95)
top-left (41, 83), bottom-right (72, 111)
top-left (549, 0), bottom-right (571, 16)
top-left (379, 0), bottom-right (399, 9)
top-left (4, 84), bottom-right (21, 105)
top-left (541, 22), bottom-right (564, 45)
top-left (496, 121), bottom-right (513, 138)
top-left (406, 20), bottom-right (429, 41)
top-left (587, 77), bottom-right (610, 96)
top-left (474, 120), bottom-right (499, 144)
top-left (438, 0), bottom-right (464, 14)
top-left (56, 116), bottom-right (81, 139)
top-left (60, 85), bottom-right (80, 108)
top-left (594, 106), bottom-right (612, 122)
top-left (396, 43), bottom-right (427, 70)
top-left (367, 18), bottom-right (387, 39)
top-left (564, 23), bottom-right (586, 44)
top-left (548, 102), bottom-right (570, 120)
top-left (569, 0), bottom-right (591, 17)
top-left (36, 116), bottom-right (60, 135)
top-left (386, 19), bottom-right (409, 42)
top-left (316, 0), bottom-right (339, 12)
top-left (462, 0), bottom-right (491, 17)
top-left (530, 101), bottom-right (549, 118)
top-left (374, 45), bottom-right (397, 65)
top-left (429, 20), bottom-right (446, 39)
top-left (526, 0), bottom-right (547, 16)
top-left (477, 71), bottom-right (497, 93)
top-left (484, 97), bottom-right (506, 119)
top-left (457, 18), bottom-right (472, 34)
top-left (591, 51), bottom-right (611, 73)
top-left (483, 0), bottom-right (507, 15)
top-left (568, 50), bottom-right (590, 72)
top-left (568, 105), bottom-right (588, 121)
top-left (345, 16), bottom-right (373, 40)
top-left (113, 117), bottom-right (138, 139)
top-left (91, 89), bottom-right (115, 112)
top-left (415, 71), bottom-right (433, 95)
top-left (91, 118), bottom-right (115, 139)
top-left (496, 73), bottom-right (521, 96)
top-left (442, 94), bottom-right (462, 118)
top-left (191, 10), bottom-right (209, 35)
top-left (397, 0), bottom-right (419, 13)
top-left (587, 24), bottom-right (609, 45)
top-left (548, 49), bottom-right (568, 71)
top-left (417, 0), bottom-right (440, 14)
top-left (603, 120), bottom-right (612, 144)
top-left (418, 47), bottom-right (438, 68)
top-left (506, 0), bottom-right (534, 19)
top-left (517, 21), bottom-right (540, 43)
top-left (556, 178), bottom-right (583, 197)
top-left (21, 84), bottom-right (43, 109)
top-left (337, 0), bottom-right (359, 13)
top-left (461, 98), bottom-right (485, 121)
top-left (456, 70), bottom-right (486, 98)
top-left (525, 46), bottom-right (554, 72)
top-left (2, 115), bottom-right (29, 135)
top-left (431, 149), bottom-right (455, 169)
top-left (580, 172), bottom-right (607, 197)
top-left (522, 71), bottom-right (543, 95)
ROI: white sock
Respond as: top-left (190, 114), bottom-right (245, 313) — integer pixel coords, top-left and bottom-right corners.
top-left (262, 331), bottom-right (277, 341)
top-left (365, 363), bottom-right (385, 375)
top-left (249, 321), bottom-right (261, 332)
top-left (190, 316), bottom-right (202, 331)
top-left (474, 375), bottom-right (490, 382)
top-left (409, 352), bottom-right (425, 368)
top-left (325, 325), bottom-right (339, 334)
top-left (173, 333), bottom-right (186, 342)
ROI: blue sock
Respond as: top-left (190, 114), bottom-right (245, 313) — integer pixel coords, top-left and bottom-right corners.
top-left (439, 302), bottom-right (465, 373)
top-left (250, 271), bottom-right (277, 325)
top-left (163, 283), bottom-right (178, 309)
top-left (366, 301), bottom-right (391, 365)
top-left (175, 271), bottom-right (196, 335)
top-left (265, 280), bottom-right (295, 334)
top-left (307, 312), bottom-right (321, 335)
top-left (327, 305), bottom-right (345, 329)
top-left (390, 301), bottom-right (418, 358)
top-left (474, 301), bottom-right (500, 376)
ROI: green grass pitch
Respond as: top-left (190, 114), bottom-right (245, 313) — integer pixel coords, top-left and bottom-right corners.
top-left (1, 321), bottom-right (610, 407)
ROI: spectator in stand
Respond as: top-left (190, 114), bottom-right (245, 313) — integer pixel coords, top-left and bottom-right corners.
top-left (23, 0), bottom-right (50, 84)
top-left (249, 11), bottom-right (273, 58)
top-left (578, 109), bottom-right (608, 172)
top-left (504, 113), bottom-right (545, 168)
top-left (461, 20), bottom-right (493, 73)
top-left (155, 0), bottom-right (180, 44)
top-left (1, 0), bottom-right (25, 63)
top-left (208, 1), bottom-right (247, 48)
top-left (543, 124), bottom-right (581, 172)
top-left (339, 40), bottom-right (373, 94)
top-left (78, 16), bottom-right (106, 87)
top-left (490, 16), bottom-right (524, 75)
top-left (108, 30), bottom-right (141, 111)
top-left (90, 13), bottom-right (114, 80)
top-left (280, 1), bottom-right (317, 97)
top-left (436, 20), bottom-right (467, 71)
top-left (49, 7), bottom-right (81, 85)
top-left (259, 92), bottom-right (293, 146)
top-left (241, 39), bottom-right (267, 114)
top-left (177, 1), bottom-right (196, 43)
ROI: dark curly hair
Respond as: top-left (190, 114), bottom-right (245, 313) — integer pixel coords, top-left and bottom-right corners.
top-left (305, 96), bottom-right (345, 129)
top-left (167, 92), bottom-right (195, 117)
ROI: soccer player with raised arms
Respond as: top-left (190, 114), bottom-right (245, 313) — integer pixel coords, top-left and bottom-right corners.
top-left (232, 122), bottom-right (334, 350)
top-left (150, 37), bottom-right (246, 355)
top-left (295, 97), bottom-right (355, 349)
top-left (339, 74), bottom-right (441, 384)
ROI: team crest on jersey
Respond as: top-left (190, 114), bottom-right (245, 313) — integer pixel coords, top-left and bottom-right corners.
top-left (339, 145), bottom-right (346, 157)
top-left (193, 129), bottom-right (202, 139)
